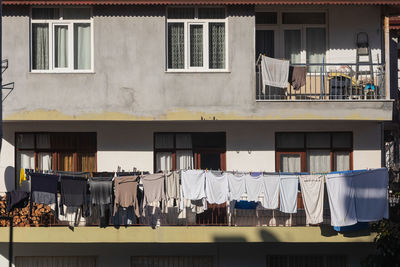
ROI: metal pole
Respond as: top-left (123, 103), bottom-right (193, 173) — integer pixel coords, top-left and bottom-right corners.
top-left (0, 0), bottom-right (3, 152)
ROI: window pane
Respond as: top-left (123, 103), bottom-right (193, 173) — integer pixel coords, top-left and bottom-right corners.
top-left (32, 24), bottom-right (49, 70)
top-left (276, 133), bottom-right (304, 149)
top-left (155, 133), bottom-right (174, 149)
top-left (256, 12), bottom-right (277, 24)
top-left (307, 28), bottom-right (326, 72)
top-left (58, 152), bottom-right (74, 171)
top-left (167, 8), bottom-right (195, 19)
top-left (198, 8), bottom-right (225, 19)
top-left (63, 8), bottom-right (91, 20)
top-left (36, 134), bottom-right (51, 149)
top-left (38, 152), bottom-right (52, 171)
top-left (176, 150), bottom-right (194, 170)
top-left (32, 8), bottom-right (59, 20)
top-left (284, 30), bottom-right (301, 64)
top-left (54, 25), bottom-right (69, 68)
top-left (256, 30), bottom-right (275, 59)
top-left (307, 150), bottom-right (331, 173)
top-left (282, 12), bottom-right (325, 24)
top-left (306, 133), bottom-right (330, 148)
top-left (335, 151), bottom-right (350, 171)
top-left (332, 133), bottom-right (352, 149)
top-left (280, 154), bottom-right (301, 172)
top-left (190, 25), bottom-right (203, 67)
top-left (17, 151), bottom-right (35, 170)
top-left (209, 23), bottom-right (225, 69)
top-left (156, 152), bottom-right (172, 172)
top-left (77, 152), bottom-right (96, 172)
top-left (74, 23), bottom-right (91, 70)
top-left (176, 134), bottom-right (192, 149)
top-left (16, 134), bottom-right (35, 149)
top-left (168, 23), bottom-right (184, 69)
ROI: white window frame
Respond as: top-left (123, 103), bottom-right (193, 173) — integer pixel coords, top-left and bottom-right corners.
top-left (166, 6), bottom-right (229, 72)
top-left (255, 8), bottom-right (328, 68)
top-left (30, 6), bottom-right (94, 73)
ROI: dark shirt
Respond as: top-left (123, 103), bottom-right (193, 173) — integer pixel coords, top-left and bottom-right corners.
top-left (60, 176), bottom-right (88, 216)
top-left (6, 191), bottom-right (28, 212)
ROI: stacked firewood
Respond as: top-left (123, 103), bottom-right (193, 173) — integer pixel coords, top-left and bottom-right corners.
top-left (0, 195), bottom-right (55, 227)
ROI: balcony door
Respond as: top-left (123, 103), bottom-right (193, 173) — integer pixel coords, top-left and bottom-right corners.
top-left (256, 29), bottom-right (275, 59)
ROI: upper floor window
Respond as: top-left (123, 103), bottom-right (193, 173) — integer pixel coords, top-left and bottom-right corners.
top-left (166, 7), bottom-right (227, 71)
top-left (30, 7), bottom-right (93, 72)
top-left (256, 11), bottom-right (326, 72)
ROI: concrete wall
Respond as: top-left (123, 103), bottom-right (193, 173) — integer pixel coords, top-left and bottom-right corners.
top-left (0, 121), bottom-right (382, 193)
top-left (1, 5), bottom-right (392, 122)
top-left (0, 242), bottom-right (374, 267)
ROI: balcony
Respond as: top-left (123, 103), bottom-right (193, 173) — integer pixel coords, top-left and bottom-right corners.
top-left (256, 62), bottom-right (386, 101)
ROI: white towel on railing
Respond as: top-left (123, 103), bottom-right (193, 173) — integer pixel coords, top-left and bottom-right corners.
top-left (300, 175), bottom-right (324, 225)
top-left (205, 171), bottom-right (229, 204)
top-left (261, 174), bottom-right (280, 209)
top-left (279, 175), bottom-right (299, 214)
top-left (227, 173), bottom-right (246, 201)
top-left (245, 174), bottom-right (264, 202)
top-left (261, 55), bottom-right (290, 91)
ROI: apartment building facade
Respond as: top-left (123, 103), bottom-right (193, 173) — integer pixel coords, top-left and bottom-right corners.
top-left (0, 0), bottom-right (398, 266)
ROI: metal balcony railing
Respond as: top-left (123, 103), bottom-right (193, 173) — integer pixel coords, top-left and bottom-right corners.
top-left (256, 62), bottom-right (386, 101)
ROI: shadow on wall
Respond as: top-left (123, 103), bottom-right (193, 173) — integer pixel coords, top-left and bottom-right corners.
top-left (213, 228), bottom-right (280, 243)
top-left (4, 166), bottom-right (15, 192)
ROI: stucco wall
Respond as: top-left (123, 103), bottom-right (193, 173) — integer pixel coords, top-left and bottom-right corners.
top-left (1, 5), bottom-right (391, 121)
top-left (0, 121), bottom-right (381, 193)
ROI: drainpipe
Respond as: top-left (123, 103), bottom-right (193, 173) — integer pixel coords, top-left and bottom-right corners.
top-left (0, 0), bottom-right (2, 153)
top-left (384, 15), bottom-right (391, 100)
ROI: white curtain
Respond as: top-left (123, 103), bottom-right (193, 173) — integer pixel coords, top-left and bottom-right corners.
top-left (280, 154), bottom-right (301, 172)
top-left (15, 256), bottom-right (96, 267)
top-left (168, 23), bottom-right (184, 69)
top-left (38, 152), bottom-right (52, 171)
top-left (176, 150), bottom-right (194, 170)
top-left (176, 133), bottom-right (192, 149)
top-left (156, 152), bottom-right (172, 172)
top-left (335, 152), bottom-right (350, 171)
top-left (190, 25), bottom-right (203, 67)
top-left (55, 25), bottom-right (68, 68)
top-left (36, 133), bottom-right (51, 149)
top-left (209, 23), bottom-right (225, 69)
top-left (308, 150), bottom-right (331, 173)
top-left (306, 28), bottom-right (326, 73)
top-left (32, 24), bottom-right (49, 70)
top-left (284, 29), bottom-right (301, 64)
top-left (16, 151), bottom-right (35, 187)
top-left (74, 23), bottom-right (91, 70)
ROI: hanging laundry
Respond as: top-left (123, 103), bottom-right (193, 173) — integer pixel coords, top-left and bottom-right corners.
top-left (59, 176), bottom-right (89, 218)
top-left (6, 191), bottom-right (29, 212)
top-left (279, 176), bottom-right (299, 214)
top-left (261, 175), bottom-right (280, 210)
top-left (288, 66), bottom-right (307, 90)
top-left (326, 172), bottom-right (357, 227)
top-left (89, 176), bottom-right (113, 228)
top-left (19, 168), bottom-right (26, 186)
top-left (113, 176), bottom-right (140, 218)
top-left (244, 174), bottom-right (264, 202)
top-left (30, 173), bottom-right (59, 218)
top-left (165, 171), bottom-right (180, 202)
top-left (141, 173), bottom-right (166, 206)
top-left (353, 168), bottom-right (389, 222)
top-left (227, 173), bottom-right (246, 201)
top-left (261, 55), bottom-right (290, 90)
top-left (205, 171), bottom-right (229, 204)
top-left (181, 170), bottom-right (206, 200)
top-left (299, 175), bottom-right (324, 224)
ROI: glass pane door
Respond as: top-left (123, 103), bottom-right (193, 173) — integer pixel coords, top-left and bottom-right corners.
top-left (256, 30), bottom-right (275, 59)
top-left (280, 153), bottom-right (301, 173)
top-left (284, 29), bottom-right (301, 64)
top-left (199, 152), bottom-right (221, 170)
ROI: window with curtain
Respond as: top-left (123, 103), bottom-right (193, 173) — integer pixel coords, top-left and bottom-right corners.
top-left (276, 132), bottom-right (352, 173)
top-left (15, 133), bottom-right (97, 185)
top-left (31, 7), bottom-right (92, 71)
top-left (154, 132), bottom-right (225, 171)
top-left (167, 7), bottom-right (226, 70)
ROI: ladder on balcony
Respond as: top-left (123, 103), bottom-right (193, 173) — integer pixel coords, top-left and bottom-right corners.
top-left (355, 32), bottom-right (374, 82)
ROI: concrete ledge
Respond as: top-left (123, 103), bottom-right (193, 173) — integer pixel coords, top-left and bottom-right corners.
top-left (0, 227), bottom-right (376, 243)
